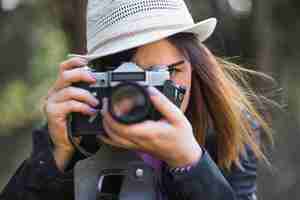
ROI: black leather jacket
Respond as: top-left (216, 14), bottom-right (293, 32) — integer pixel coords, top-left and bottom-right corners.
top-left (0, 125), bottom-right (258, 200)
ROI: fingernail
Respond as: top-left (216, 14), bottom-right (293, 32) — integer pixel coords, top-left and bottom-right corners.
top-left (148, 86), bottom-right (159, 96)
top-left (92, 99), bottom-right (99, 106)
top-left (88, 72), bottom-right (97, 81)
top-left (101, 98), bottom-right (108, 113)
top-left (89, 108), bottom-right (98, 113)
top-left (79, 58), bottom-right (88, 65)
top-left (100, 109), bottom-right (108, 117)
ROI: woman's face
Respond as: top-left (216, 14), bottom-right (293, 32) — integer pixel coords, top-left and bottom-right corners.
top-left (132, 39), bottom-right (192, 112)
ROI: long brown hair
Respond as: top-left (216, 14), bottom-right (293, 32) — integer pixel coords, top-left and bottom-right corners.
top-left (168, 33), bottom-right (273, 170)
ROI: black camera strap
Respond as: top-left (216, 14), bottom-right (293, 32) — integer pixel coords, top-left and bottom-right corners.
top-left (67, 115), bottom-right (98, 157)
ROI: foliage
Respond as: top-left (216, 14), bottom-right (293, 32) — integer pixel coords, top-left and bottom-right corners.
top-left (0, 3), bottom-right (68, 135)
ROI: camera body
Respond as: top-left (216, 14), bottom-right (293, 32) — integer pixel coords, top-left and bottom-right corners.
top-left (70, 62), bottom-right (185, 137)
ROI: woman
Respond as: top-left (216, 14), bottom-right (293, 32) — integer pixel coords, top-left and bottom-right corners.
top-left (1, 0), bottom-right (272, 199)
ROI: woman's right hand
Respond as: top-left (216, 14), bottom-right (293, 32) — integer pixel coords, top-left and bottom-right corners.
top-left (43, 57), bottom-right (99, 170)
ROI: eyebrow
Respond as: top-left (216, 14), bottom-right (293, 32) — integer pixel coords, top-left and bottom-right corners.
top-left (167, 60), bottom-right (185, 68)
top-left (147, 60), bottom-right (185, 71)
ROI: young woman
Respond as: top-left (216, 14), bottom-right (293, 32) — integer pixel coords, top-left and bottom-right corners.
top-left (1, 0), bottom-right (272, 199)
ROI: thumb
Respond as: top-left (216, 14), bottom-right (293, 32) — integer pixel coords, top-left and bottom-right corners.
top-left (148, 86), bottom-right (184, 124)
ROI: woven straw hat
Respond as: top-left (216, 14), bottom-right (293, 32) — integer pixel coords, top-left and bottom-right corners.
top-left (72, 0), bottom-right (217, 61)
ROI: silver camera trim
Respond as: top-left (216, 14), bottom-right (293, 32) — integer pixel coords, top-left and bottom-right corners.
top-left (89, 62), bottom-right (170, 88)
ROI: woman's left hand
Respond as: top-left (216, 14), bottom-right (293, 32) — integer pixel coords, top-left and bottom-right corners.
top-left (98, 86), bottom-right (202, 168)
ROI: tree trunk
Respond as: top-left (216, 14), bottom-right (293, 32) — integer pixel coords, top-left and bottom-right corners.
top-left (51, 0), bottom-right (87, 54)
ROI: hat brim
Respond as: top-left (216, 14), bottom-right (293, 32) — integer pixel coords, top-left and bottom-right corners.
top-left (70, 18), bottom-right (217, 61)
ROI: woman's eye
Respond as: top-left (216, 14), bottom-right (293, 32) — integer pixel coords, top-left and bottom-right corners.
top-left (169, 68), bottom-right (181, 75)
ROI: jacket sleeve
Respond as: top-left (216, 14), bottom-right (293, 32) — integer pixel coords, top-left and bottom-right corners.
top-left (223, 143), bottom-right (258, 200)
top-left (162, 139), bottom-right (259, 200)
top-left (0, 126), bottom-right (75, 200)
top-left (162, 117), bottom-right (260, 200)
top-left (162, 149), bottom-right (237, 200)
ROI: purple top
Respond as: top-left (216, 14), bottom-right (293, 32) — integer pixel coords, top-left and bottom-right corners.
top-left (136, 152), bottom-right (165, 200)
top-left (137, 152), bottom-right (162, 170)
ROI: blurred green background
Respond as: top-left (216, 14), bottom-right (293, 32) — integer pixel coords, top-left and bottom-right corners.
top-left (0, 0), bottom-right (299, 199)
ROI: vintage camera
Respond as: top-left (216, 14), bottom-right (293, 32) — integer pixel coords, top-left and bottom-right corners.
top-left (70, 62), bottom-right (186, 137)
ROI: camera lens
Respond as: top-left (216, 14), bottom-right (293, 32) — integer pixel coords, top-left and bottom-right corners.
top-left (109, 82), bottom-right (151, 124)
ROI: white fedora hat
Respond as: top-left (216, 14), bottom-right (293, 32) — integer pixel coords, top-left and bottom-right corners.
top-left (71, 0), bottom-right (217, 61)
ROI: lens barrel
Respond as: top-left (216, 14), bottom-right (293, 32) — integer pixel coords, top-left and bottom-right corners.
top-left (109, 82), bottom-right (151, 124)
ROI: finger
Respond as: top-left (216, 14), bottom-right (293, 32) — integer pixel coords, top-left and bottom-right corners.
top-left (48, 100), bottom-right (98, 117)
top-left (102, 119), bottom-right (137, 149)
top-left (101, 111), bottom-right (130, 135)
top-left (101, 98), bottom-right (109, 113)
top-left (55, 67), bottom-right (96, 90)
top-left (147, 86), bottom-right (185, 124)
top-left (49, 86), bottom-right (99, 107)
top-left (59, 57), bottom-right (88, 72)
top-left (102, 111), bottom-right (168, 141)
